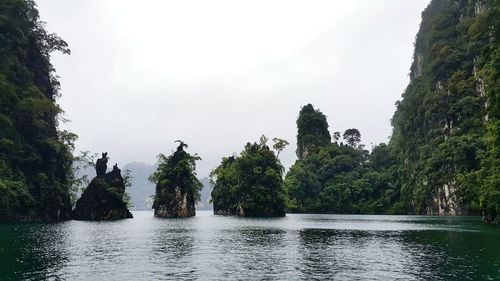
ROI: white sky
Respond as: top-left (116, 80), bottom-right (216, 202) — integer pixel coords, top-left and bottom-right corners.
top-left (36, 0), bottom-right (430, 177)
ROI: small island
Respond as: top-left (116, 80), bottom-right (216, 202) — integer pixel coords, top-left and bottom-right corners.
top-left (211, 136), bottom-right (287, 217)
top-left (72, 153), bottom-right (133, 220)
top-left (150, 141), bottom-right (202, 218)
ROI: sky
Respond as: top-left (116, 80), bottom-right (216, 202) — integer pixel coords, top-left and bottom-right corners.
top-left (36, 0), bottom-right (431, 177)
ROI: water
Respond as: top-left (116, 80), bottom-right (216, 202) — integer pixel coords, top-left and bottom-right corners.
top-left (0, 211), bottom-right (499, 280)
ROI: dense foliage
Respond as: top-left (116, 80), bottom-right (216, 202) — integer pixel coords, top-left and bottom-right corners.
top-left (150, 141), bottom-right (202, 217)
top-left (0, 0), bottom-right (75, 221)
top-left (296, 104), bottom-right (331, 159)
top-left (286, 1), bottom-right (498, 222)
top-left (211, 136), bottom-right (286, 217)
top-left (286, 106), bottom-right (399, 214)
top-left (390, 0), bottom-right (499, 222)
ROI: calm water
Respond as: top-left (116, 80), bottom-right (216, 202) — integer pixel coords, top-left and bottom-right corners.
top-left (0, 211), bottom-right (499, 281)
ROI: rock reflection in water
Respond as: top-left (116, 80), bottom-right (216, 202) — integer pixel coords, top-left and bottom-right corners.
top-left (151, 218), bottom-right (198, 280)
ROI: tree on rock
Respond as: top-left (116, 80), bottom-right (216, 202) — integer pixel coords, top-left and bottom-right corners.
top-left (150, 141), bottom-right (202, 218)
top-left (296, 104), bottom-right (331, 159)
top-left (211, 136), bottom-right (287, 217)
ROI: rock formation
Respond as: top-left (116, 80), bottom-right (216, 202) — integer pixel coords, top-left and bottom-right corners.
top-left (296, 104), bottom-right (331, 159)
top-left (151, 141), bottom-right (202, 218)
top-left (211, 140), bottom-right (287, 217)
top-left (73, 153), bottom-right (133, 220)
top-left (389, 0), bottom-right (499, 223)
top-left (95, 152), bottom-right (108, 176)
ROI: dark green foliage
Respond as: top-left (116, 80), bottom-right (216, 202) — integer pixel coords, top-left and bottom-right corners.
top-left (391, 0), bottom-right (499, 222)
top-left (0, 0), bottom-right (74, 221)
top-left (150, 141), bottom-right (202, 217)
top-left (286, 110), bottom-right (399, 214)
top-left (211, 137), bottom-right (286, 217)
top-left (343, 128), bottom-right (361, 147)
top-left (296, 104), bottom-right (331, 159)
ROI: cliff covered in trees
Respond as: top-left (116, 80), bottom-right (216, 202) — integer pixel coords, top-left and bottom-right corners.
top-left (390, 0), bottom-right (499, 222)
top-left (285, 0), bottom-right (499, 223)
top-left (0, 0), bottom-right (75, 221)
top-left (285, 105), bottom-right (398, 214)
top-left (150, 141), bottom-right (202, 218)
top-left (211, 136), bottom-right (287, 217)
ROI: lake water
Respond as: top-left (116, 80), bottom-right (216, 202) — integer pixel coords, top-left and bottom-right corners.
top-left (0, 211), bottom-right (499, 280)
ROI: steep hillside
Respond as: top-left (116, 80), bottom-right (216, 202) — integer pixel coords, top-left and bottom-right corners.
top-left (0, 0), bottom-right (74, 221)
top-left (391, 0), bottom-right (499, 222)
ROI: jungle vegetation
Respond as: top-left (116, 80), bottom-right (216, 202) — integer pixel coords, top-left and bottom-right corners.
top-left (0, 0), bottom-right (75, 221)
top-left (210, 136), bottom-right (287, 217)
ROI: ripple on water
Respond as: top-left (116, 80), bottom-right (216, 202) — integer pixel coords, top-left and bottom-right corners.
top-left (0, 211), bottom-right (498, 281)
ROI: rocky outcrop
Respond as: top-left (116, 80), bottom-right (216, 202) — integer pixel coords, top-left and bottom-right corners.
top-left (152, 142), bottom-right (201, 218)
top-left (427, 182), bottom-right (461, 215)
top-left (95, 152), bottom-right (108, 176)
top-left (153, 186), bottom-right (196, 218)
top-left (73, 154), bottom-right (132, 220)
top-left (296, 104), bottom-right (331, 159)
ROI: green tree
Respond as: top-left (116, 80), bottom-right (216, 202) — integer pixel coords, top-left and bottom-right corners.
top-left (272, 137), bottom-right (289, 159)
top-left (343, 128), bottom-right (361, 147)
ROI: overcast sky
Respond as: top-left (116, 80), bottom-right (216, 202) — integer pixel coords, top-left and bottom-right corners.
top-left (37, 0), bottom-right (430, 177)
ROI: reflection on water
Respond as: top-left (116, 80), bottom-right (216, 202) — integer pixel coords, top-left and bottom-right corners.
top-left (298, 229), bottom-right (425, 280)
top-left (0, 222), bottom-right (71, 280)
top-left (0, 212), bottom-right (498, 281)
top-left (151, 219), bottom-right (198, 280)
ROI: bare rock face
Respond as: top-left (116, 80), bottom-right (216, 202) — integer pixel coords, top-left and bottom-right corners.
top-left (427, 182), bottom-right (461, 215)
top-left (153, 185), bottom-right (195, 218)
top-left (73, 154), bottom-right (132, 221)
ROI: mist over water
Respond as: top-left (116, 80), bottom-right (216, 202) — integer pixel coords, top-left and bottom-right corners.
top-left (1, 212), bottom-right (498, 280)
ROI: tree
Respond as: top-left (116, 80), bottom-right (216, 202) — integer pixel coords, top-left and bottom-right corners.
top-left (332, 131), bottom-right (341, 143)
top-left (343, 129), bottom-right (361, 147)
top-left (272, 137), bottom-right (289, 159)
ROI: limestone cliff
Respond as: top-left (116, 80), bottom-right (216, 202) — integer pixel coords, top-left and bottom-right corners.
top-left (390, 0), bottom-right (499, 222)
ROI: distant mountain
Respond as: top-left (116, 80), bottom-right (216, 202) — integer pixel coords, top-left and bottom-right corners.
top-left (121, 162), bottom-right (213, 211)
top-left (123, 162), bottom-right (156, 211)
top-left (197, 177), bottom-right (213, 210)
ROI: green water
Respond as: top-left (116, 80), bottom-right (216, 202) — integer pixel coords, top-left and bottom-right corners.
top-left (0, 211), bottom-right (499, 280)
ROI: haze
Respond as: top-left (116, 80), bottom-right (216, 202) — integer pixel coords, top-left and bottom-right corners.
top-left (36, 0), bottom-right (430, 177)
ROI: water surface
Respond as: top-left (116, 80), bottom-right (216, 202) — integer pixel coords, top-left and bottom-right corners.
top-left (1, 211), bottom-right (499, 280)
